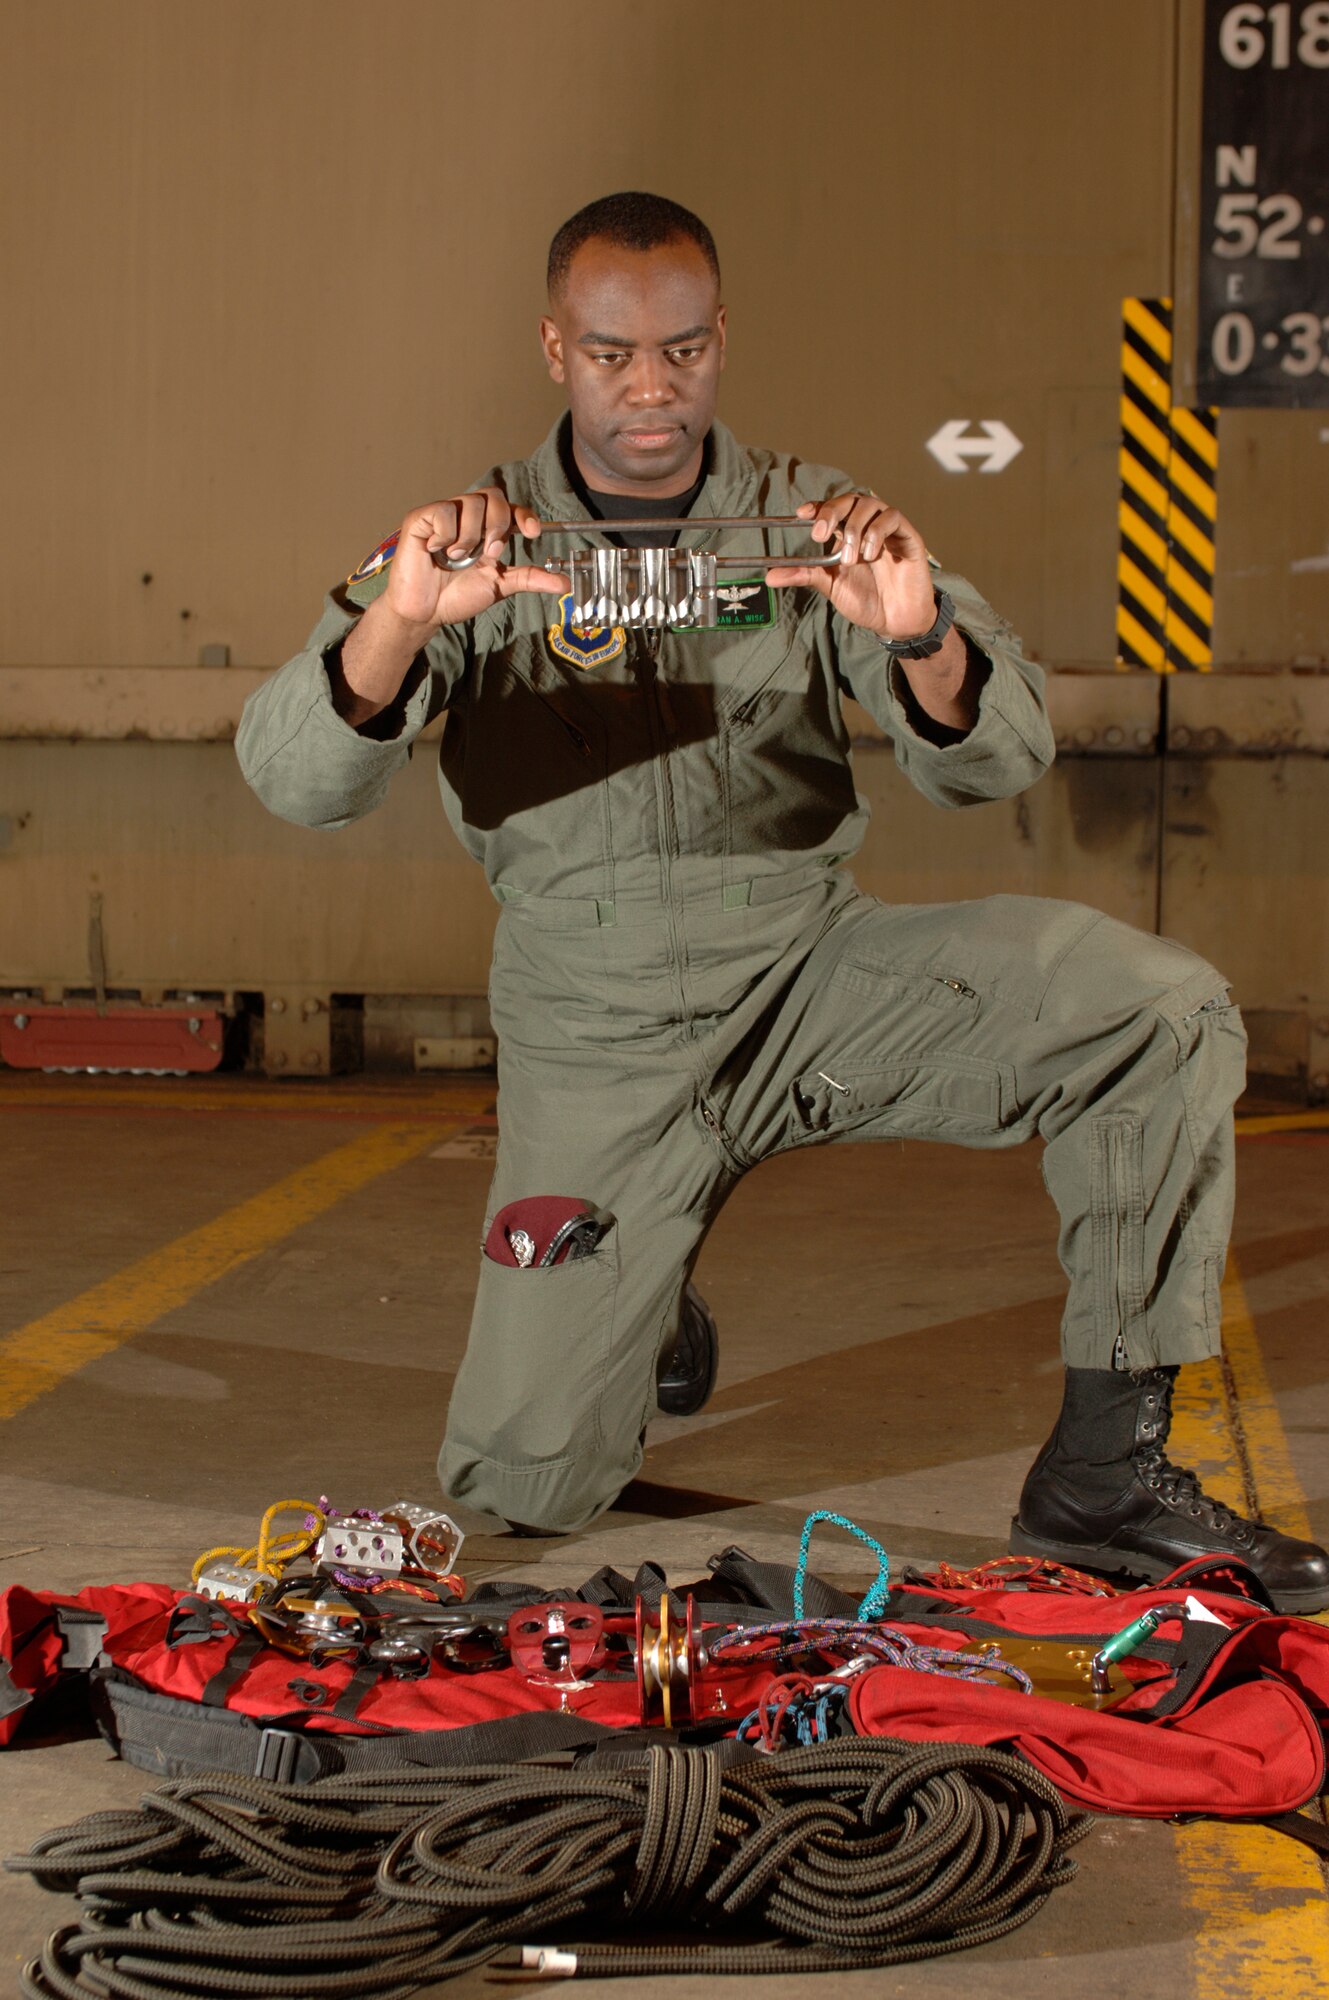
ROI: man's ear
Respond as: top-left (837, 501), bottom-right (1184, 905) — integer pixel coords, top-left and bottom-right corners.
top-left (539, 314), bottom-right (565, 384)
top-left (716, 303), bottom-right (727, 372)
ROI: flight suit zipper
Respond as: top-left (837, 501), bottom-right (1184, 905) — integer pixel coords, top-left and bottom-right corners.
top-left (635, 631), bottom-right (690, 1030)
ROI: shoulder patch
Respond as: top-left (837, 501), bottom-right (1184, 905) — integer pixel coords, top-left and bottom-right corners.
top-left (547, 593), bottom-right (626, 670)
top-left (344, 532), bottom-right (399, 607)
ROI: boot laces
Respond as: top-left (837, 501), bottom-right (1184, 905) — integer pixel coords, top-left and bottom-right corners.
top-left (1135, 1443), bottom-right (1257, 1546)
top-left (1133, 1369), bottom-right (1258, 1546)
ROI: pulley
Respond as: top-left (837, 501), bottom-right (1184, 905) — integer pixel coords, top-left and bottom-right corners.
top-left (635, 1594), bottom-right (719, 1727)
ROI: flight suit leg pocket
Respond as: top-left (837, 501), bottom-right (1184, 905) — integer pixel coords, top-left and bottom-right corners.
top-left (789, 1052), bottom-right (1014, 1143)
top-left (452, 1234), bottom-right (620, 1468)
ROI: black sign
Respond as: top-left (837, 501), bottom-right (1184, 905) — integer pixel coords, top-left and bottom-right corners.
top-left (1196, 0), bottom-right (1329, 406)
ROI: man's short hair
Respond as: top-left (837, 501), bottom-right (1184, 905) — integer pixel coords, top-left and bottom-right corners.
top-left (547, 193), bottom-right (720, 299)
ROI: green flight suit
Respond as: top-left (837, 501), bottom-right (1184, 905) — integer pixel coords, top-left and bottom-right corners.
top-left (237, 416), bottom-right (1244, 1533)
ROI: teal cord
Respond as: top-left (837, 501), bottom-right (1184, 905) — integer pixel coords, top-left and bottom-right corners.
top-left (793, 1510), bottom-right (891, 1620)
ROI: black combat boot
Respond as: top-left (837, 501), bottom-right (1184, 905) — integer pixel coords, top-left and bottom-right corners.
top-left (1010, 1365), bottom-right (1329, 1614)
top-left (656, 1282), bottom-right (719, 1418)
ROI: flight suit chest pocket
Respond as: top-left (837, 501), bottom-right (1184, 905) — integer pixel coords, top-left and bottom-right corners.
top-left (462, 1237), bottom-right (620, 1467)
top-left (791, 1053), bottom-right (1013, 1141)
top-left (714, 594), bottom-right (808, 731)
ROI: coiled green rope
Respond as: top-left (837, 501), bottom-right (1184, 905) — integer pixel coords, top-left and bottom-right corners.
top-left (9, 1739), bottom-right (1090, 1993)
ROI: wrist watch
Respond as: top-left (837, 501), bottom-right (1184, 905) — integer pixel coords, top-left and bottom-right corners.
top-left (876, 589), bottom-right (955, 661)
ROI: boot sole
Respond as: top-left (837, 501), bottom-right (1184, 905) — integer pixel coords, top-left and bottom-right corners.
top-left (1009, 1518), bottom-right (1329, 1616)
top-left (656, 1343), bottom-right (718, 1417)
top-left (656, 1293), bottom-right (719, 1419)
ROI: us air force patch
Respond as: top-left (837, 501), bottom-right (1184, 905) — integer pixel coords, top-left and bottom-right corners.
top-left (547, 593), bottom-right (627, 670)
top-left (345, 532), bottom-right (399, 607)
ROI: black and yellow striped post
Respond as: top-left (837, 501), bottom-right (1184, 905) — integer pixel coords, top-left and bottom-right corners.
top-left (1116, 298), bottom-right (1219, 671)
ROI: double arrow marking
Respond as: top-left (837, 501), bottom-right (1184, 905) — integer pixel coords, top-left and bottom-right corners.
top-left (926, 420), bottom-right (1023, 473)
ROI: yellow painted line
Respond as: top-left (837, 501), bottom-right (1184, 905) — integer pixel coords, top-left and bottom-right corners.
top-left (1116, 605), bottom-right (1165, 670)
top-left (1221, 1262), bottom-right (1316, 1543)
top-left (1120, 449), bottom-right (1171, 518)
top-left (1122, 395), bottom-right (1173, 466)
top-left (1120, 498), bottom-right (1169, 571)
top-left (1169, 450), bottom-right (1219, 524)
top-left (0, 1079), bottom-right (495, 1118)
top-left (0, 1121), bottom-right (456, 1424)
top-left (1164, 604), bottom-right (1213, 668)
top-left (1167, 1256), bottom-right (1329, 1995)
top-left (1119, 552), bottom-right (1168, 623)
top-left (1171, 406), bottom-right (1220, 470)
top-left (1166, 501), bottom-right (1217, 574)
top-left (1237, 1109), bottom-right (1329, 1137)
top-left (1124, 294), bottom-right (1174, 360)
top-left (1164, 556), bottom-right (1216, 626)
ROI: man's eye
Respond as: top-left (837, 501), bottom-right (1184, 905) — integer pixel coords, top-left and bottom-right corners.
top-left (589, 352), bottom-right (628, 367)
top-left (667, 348), bottom-right (703, 364)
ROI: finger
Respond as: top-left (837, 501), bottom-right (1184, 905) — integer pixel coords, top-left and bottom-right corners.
top-left (875, 507), bottom-right (928, 565)
top-left (859, 503), bottom-right (903, 565)
top-left (496, 565), bottom-right (569, 599)
top-left (838, 497), bottom-right (895, 566)
top-left (834, 495), bottom-right (882, 567)
top-left (411, 500), bottom-right (461, 554)
top-left (477, 486), bottom-right (521, 552)
top-left (806, 491), bottom-right (862, 543)
top-left (448, 491), bottom-right (489, 559)
top-left (512, 504), bottom-right (543, 542)
top-left (766, 564), bottom-right (834, 597)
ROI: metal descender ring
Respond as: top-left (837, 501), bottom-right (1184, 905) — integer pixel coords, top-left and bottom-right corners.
top-left (439, 514), bottom-right (844, 630)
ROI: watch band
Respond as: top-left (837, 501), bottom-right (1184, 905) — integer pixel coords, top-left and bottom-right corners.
top-left (876, 589), bottom-right (955, 662)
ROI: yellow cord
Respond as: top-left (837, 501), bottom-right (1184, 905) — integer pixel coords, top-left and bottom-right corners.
top-left (191, 1499), bottom-right (326, 1585)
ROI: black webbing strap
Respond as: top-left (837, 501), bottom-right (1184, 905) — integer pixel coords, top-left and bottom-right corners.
top-left (200, 1627), bottom-right (266, 1707)
top-left (329, 1662), bottom-right (390, 1723)
top-left (165, 1598), bottom-right (249, 1649)
top-left (91, 1670), bottom-right (626, 1784)
top-left (1258, 1807), bottom-right (1329, 1855)
top-left (308, 1711), bottom-right (619, 1774)
top-left (704, 1548), bottom-right (858, 1620)
top-left (577, 1565), bottom-right (638, 1607)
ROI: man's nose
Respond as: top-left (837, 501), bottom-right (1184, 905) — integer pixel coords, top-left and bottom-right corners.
top-left (625, 353), bottom-right (675, 406)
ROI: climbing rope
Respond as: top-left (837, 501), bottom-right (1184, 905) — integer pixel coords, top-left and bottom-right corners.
top-left (792, 1508), bottom-right (892, 1618)
top-left (10, 1740), bottom-right (1090, 1993)
top-left (913, 1554), bottom-right (1122, 1596)
top-left (709, 1617), bottom-right (1035, 1696)
top-left (735, 1672), bottom-right (856, 1750)
top-left (190, 1498), bottom-right (327, 1586)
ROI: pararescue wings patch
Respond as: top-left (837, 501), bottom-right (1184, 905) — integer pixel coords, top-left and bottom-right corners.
top-left (685, 575), bottom-right (775, 631)
top-left (345, 532), bottom-right (399, 608)
top-left (546, 593), bottom-right (627, 669)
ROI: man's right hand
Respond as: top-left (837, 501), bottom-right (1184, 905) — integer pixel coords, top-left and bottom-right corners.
top-left (379, 488), bottom-right (566, 631)
top-left (335, 489), bottom-right (567, 728)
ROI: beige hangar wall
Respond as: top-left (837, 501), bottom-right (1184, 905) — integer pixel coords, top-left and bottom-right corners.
top-left (1, 1), bottom-right (1326, 1087)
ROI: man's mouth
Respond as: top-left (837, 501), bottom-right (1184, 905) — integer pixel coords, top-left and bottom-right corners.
top-left (618, 425), bottom-right (682, 450)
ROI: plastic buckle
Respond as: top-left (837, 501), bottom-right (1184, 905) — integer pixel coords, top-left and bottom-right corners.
top-left (253, 1726), bottom-right (303, 1784)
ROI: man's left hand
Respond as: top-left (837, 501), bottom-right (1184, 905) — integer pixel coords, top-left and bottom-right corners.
top-left (766, 493), bottom-right (987, 736)
top-left (765, 493), bottom-right (935, 639)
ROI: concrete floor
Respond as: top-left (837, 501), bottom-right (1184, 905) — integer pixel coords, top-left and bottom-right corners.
top-left (1, 1068), bottom-right (1327, 1998)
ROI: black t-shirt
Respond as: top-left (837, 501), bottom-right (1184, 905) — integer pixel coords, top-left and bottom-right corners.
top-left (563, 430), bottom-right (709, 547)
top-left (582, 470), bottom-right (706, 549)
